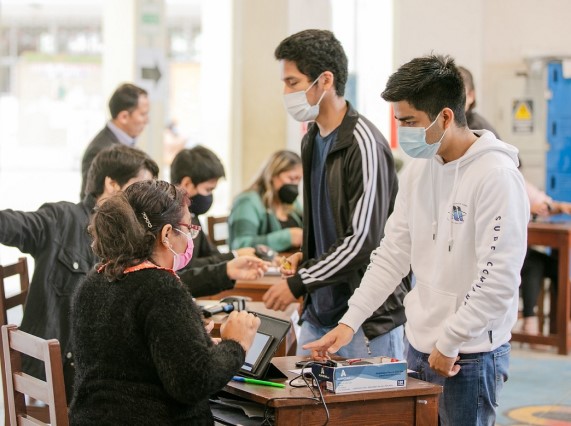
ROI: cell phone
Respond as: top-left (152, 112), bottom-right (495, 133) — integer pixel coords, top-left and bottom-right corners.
top-left (254, 244), bottom-right (277, 262)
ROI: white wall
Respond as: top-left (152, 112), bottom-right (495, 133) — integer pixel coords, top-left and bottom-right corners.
top-left (392, 0), bottom-right (571, 188)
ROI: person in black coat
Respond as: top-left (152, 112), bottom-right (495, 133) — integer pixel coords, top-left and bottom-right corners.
top-left (80, 83), bottom-right (149, 199)
top-left (0, 144), bottom-right (159, 400)
top-left (69, 180), bottom-right (260, 425)
top-left (171, 145), bottom-right (256, 266)
top-left (171, 146), bottom-right (266, 297)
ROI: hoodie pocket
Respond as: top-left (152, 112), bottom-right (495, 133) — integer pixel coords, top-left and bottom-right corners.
top-left (405, 281), bottom-right (458, 334)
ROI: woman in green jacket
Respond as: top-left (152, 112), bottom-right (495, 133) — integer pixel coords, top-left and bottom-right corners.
top-left (229, 150), bottom-right (303, 252)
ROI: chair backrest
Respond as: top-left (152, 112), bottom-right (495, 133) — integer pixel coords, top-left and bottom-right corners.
top-left (1, 324), bottom-right (69, 426)
top-left (207, 215), bottom-right (229, 247)
top-left (0, 257), bottom-right (34, 426)
top-left (0, 257), bottom-right (30, 327)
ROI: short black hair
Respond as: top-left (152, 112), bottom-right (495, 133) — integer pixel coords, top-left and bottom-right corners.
top-left (85, 145), bottom-right (159, 197)
top-left (275, 29), bottom-right (348, 97)
top-left (381, 54), bottom-right (467, 126)
top-left (108, 83), bottom-right (148, 119)
top-left (170, 145), bottom-right (226, 185)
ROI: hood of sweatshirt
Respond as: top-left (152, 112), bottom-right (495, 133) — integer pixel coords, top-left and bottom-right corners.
top-left (429, 130), bottom-right (520, 251)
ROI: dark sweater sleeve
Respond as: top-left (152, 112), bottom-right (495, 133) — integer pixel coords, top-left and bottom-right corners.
top-left (189, 252), bottom-right (234, 269)
top-left (142, 278), bottom-right (245, 404)
top-left (178, 263), bottom-right (235, 297)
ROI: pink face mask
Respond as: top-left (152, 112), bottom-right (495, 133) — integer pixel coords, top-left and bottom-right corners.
top-left (168, 228), bottom-right (194, 271)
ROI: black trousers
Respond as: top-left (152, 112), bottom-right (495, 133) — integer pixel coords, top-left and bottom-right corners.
top-left (519, 248), bottom-right (558, 318)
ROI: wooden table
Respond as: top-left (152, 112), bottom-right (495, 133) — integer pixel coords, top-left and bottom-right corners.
top-left (202, 275), bottom-right (284, 301)
top-left (511, 221), bottom-right (571, 354)
top-left (220, 356), bottom-right (442, 426)
top-left (197, 301), bottom-right (299, 356)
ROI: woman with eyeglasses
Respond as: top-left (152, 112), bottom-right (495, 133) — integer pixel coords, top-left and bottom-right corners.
top-left (69, 180), bottom-right (260, 425)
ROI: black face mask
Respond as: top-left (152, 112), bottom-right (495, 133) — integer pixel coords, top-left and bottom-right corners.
top-left (277, 184), bottom-right (299, 204)
top-left (190, 193), bottom-right (213, 216)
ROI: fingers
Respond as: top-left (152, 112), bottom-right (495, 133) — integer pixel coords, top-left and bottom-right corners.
top-left (279, 256), bottom-right (293, 276)
top-left (448, 364), bottom-right (461, 377)
top-left (302, 324), bottom-right (354, 359)
top-left (302, 336), bottom-right (338, 353)
top-left (227, 310), bottom-right (260, 328)
top-left (228, 257), bottom-right (269, 280)
top-left (203, 318), bottom-right (214, 334)
top-left (428, 351), bottom-right (461, 378)
top-left (279, 252), bottom-right (302, 276)
top-left (302, 336), bottom-right (342, 361)
top-left (236, 247), bottom-right (256, 257)
top-left (262, 288), bottom-right (279, 310)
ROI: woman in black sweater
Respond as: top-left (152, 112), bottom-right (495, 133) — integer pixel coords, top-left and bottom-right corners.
top-left (69, 180), bottom-right (260, 425)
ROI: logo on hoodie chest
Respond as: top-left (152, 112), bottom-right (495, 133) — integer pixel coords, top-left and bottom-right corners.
top-left (449, 203), bottom-right (468, 224)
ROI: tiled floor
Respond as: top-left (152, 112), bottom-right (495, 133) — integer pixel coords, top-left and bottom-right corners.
top-left (497, 346), bottom-right (571, 425)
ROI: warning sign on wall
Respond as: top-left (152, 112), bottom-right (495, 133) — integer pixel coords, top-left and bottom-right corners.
top-left (512, 100), bottom-right (533, 134)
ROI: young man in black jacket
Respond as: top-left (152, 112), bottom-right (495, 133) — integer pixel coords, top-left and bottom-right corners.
top-left (0, 145), bottom-right (158, 400)
top-left (170, 145), bottom-right (255, 268)
top-left (170, 146), bottom-right (265, 297)
top-left (265, 29), bottom-right (410, 358)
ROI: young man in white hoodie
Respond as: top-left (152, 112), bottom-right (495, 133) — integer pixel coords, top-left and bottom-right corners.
top-left (303, 54), bottom-right (529, 425)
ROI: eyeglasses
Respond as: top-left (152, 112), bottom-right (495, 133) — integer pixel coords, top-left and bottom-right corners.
top-left (177, 222), bottom-right (201, 239)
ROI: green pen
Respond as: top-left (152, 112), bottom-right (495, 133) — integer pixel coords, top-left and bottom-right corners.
top-left (232, 376), bottom-right (285, 388)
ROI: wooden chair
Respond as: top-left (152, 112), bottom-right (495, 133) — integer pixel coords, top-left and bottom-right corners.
top-left (1, 324), bottom-right (68, 425)
top-left (0, 257), bottom-right (47, 425)
top-left (0, 257), bottom-right (30, 327)
top-left (537, 278), bottom-right (556, 335)
top-left (207, 215), bottom-right (229, 247)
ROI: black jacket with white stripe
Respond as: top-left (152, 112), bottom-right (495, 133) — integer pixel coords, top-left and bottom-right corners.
top-left (287, 102), bottom-right (410, 340)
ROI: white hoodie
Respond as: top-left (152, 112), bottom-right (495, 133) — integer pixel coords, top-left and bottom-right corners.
top-left (341, 130), bottom-right (529, 357)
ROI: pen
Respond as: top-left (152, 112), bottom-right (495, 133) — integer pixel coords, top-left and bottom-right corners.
top-left (232, 376), bottom-right (285, 388)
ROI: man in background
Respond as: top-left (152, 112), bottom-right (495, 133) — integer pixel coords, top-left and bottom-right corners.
top-left (80, 83), bottom-right (149, 198)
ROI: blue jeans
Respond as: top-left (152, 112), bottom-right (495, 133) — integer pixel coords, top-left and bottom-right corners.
top-left (407, 343), bottom-right (510, 426)
top-left (296, 320), bottom-right (405, 359)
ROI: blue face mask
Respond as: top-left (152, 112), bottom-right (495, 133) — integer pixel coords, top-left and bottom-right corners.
top-left (398, 112), bottom-right (447, 159)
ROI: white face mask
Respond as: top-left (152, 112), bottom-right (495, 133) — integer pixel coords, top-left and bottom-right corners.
top-left (283, 73), bottom-right (326, 122)
top-left (398, 112), bottom-right (447, 159)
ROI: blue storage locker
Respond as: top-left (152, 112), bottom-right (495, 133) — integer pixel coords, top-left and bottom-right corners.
top-left (547, 62), bottom-right (571, 107)
top-left (546, 61), bottom-right (571, 201)
top-left (546, 117), bottom-right (571, 150)
top-left (546, 172), bottom-right (571, 203)
top-left (547, 149), bottom-right (571, 173)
